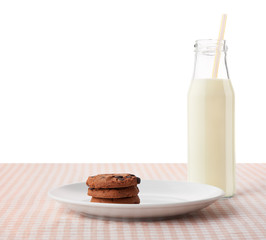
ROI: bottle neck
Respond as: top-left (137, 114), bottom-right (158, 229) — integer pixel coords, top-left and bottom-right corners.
top-left (192, 40), bottom-right (230, 80)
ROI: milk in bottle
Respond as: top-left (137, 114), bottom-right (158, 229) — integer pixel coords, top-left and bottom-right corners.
top-left (188, 40), bottom-right (235, 197)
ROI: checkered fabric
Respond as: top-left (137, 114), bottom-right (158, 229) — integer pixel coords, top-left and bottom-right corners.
top-left (0, 163), bottom-right (265, 240)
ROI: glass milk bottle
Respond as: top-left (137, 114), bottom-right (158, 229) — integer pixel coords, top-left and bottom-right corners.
top-left (188, 39), bottom-right (235, 197)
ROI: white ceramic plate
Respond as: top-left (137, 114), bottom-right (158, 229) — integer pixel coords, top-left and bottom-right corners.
top-left (48, 180), bottom-right (224, 219)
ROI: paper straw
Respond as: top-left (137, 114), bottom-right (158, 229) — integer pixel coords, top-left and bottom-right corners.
top-left (212, 14), bottom-right (227, 79)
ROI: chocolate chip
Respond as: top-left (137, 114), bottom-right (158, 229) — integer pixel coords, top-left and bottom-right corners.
top-left (115, 176), bottom-right (124, 180)
top-left (126, 174), bottom-right (135, 178)
top-left (137, 177), bottom-right (141, 184)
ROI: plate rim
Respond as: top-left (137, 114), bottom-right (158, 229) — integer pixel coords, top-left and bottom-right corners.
top-left (48, 180), bottom-right (224, 209)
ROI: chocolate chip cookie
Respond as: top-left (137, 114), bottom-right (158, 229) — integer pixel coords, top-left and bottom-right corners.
top-left (88, 186), bottom-right (139, 199)
top-left (90, 195), bottom-right (140, 204)
top-left (86, 173), bottom-right (141, 189)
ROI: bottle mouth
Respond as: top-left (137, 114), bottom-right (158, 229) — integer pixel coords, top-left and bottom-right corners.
top-left (194, 39), bottom-right (227, 54)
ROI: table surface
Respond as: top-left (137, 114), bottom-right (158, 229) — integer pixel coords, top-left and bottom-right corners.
top-left (0, 163), bottom-right (265, 240)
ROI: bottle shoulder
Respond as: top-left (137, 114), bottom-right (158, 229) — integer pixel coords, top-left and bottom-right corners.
top-left (188, 78), bottom-right (234, 96)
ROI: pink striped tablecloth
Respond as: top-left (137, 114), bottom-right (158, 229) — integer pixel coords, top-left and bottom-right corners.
top-left (0, 163), bottom-right (265, 240)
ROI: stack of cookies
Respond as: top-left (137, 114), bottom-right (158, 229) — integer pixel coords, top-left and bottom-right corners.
top-left (86, 173), bottom-right (141, 204)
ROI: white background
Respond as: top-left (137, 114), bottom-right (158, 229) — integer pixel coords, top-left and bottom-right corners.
top-left (0, 0), bottom-right (265, 163)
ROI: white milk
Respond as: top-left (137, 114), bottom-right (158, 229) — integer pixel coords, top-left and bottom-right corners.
top-left (188, 78), bottom-right (235, 197)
